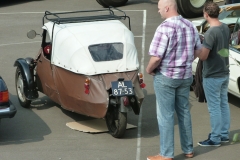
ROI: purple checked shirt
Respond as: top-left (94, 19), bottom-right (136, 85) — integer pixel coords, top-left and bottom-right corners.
top-left (149, 15), bottom-right (202, 79)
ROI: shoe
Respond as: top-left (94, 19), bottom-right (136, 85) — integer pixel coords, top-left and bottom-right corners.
top-left (221, 137), bottom-right (229, 143)
top-left (147, 155), bottom-right (173, 160)
top-left (185, 152), bottom-right (194, 158)
top-left (198, 139), bottom-right (221, 147)
top-left (207, 133), bottom-right (229, 143)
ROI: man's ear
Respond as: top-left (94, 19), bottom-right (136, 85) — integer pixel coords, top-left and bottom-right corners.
top-left (203, 12), bottom-right (208, 19)
top-left (165, 7), bottom-right (169, 12)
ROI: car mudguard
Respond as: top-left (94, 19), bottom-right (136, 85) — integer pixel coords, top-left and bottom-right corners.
top-left (14, 58), bottom-right (38, 100)
top-left (128, 95), bottom-right (140, 115)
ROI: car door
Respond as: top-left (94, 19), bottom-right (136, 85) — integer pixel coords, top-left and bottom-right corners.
top-left (36, 30), bottom-right (60, 104)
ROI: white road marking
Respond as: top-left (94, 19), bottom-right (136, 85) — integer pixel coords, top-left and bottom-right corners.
top-left (0, 10), bottom-right (145, 15)
top-left (0, 41), bottom-right (41, 47)
top-left (136, 10), bottom-right (146, 160)
top-left (0, 12), bottom-right (44, 14)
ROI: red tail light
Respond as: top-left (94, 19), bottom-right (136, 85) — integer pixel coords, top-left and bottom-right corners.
top-left (0, 90), bottom-right (9, 103)
top-left (140, 83), bottom-right (146, 88)
top-left (138, 73), bottom-right (146, 88)
top-left (44, 45), bottom-right (52, 54)
top-left (84, 78), bottom-right (90, 94)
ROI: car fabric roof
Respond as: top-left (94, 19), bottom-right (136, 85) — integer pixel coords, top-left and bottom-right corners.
top-left (42, 20), bottom-right (139, 75)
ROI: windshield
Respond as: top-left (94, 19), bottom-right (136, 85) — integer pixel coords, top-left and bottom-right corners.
top-left (218, 10), bottom-right (240, 20)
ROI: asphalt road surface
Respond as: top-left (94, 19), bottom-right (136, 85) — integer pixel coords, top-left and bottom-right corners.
top-left (0, 0), bottom-right (240, 160)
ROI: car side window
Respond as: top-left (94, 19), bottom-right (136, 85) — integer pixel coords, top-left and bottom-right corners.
top-left (45, 32), bottom-right (51, 44)
top-left (231, 18), bottom-right (240, 48)
top-left (42, 29), bottom-right (52, 60)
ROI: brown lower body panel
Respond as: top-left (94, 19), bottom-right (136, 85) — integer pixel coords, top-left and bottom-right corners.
top-left (53, 66), bottom-right (108, 118)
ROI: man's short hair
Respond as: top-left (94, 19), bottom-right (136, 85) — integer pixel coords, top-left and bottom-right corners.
top-left (204, 1), bottom-right (220, 18)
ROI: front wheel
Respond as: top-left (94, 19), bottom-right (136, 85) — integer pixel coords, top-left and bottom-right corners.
top-left (15, 67), bottom-right (31, 108)
top-left (105, 107), bottom-right (127, 138)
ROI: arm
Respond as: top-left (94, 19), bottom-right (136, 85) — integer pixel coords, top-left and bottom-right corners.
top-left (146, 56), bottom-right (161, 75)
top-left (196, 32), bottom-right (212, 61)
top-left (196, 47), bottom-right (210, 61)
top-left (194, 48), bottom-right (202, 60)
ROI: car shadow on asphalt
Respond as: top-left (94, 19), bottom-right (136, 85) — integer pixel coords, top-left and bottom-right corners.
top-left (28, 89), bottom-right (160, 139)
top-left (26, 89), bottom-right (160, 139)
top-left (29, 94), bottom-right (94, 122)
top-left (0, 94), bottom-right (51, 145)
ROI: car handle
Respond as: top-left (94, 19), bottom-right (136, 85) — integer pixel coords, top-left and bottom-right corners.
top-left (39, 59), bottom-right (42, 63)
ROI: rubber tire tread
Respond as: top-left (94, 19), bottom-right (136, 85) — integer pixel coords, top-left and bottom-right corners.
top-left (176, 0), bottom-right (188, 18)
top-left (106, 110), bottom-right (127, 138)
top-left (15, 67), bottom-right (31, 108)
top-left (102, 0), bottom-right (128, 7)
top-left (178, 0), bottom-right (213, 18)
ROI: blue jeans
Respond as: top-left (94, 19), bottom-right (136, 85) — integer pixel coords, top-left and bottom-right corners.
top-left (154, 73), bottom-right (193, 158)
top-left (203, 76), bottom-right (231, 143)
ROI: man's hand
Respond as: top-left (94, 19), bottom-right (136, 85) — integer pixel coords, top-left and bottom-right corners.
top-left (146, 56), bottom-right (161, 75)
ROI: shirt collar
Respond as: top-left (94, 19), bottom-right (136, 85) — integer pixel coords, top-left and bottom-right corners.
top-left (163, 15), bottom-right (182, 23)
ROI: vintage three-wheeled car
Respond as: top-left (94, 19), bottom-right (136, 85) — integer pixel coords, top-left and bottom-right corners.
top-left (14, 8), bottom-right (145, 138)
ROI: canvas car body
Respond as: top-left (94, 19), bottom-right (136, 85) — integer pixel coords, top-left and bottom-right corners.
top-left (192, 3), bottom-right (240, 98)
top-left (14, 8), bottom-right (145, 138)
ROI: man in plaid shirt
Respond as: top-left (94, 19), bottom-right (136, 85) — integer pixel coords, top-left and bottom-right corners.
top-left (146, 0), bottom-right (202, 159)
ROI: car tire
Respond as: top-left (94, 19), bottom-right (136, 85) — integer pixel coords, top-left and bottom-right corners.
top-left (101, 0), bottom-right (128, 7)
top-left (96, 0), bottom-right (108, 7)
top-left (105, 106), bottom-right (127, 138)
top-left (178, 0), bottom-right (213, 18)
top-left (15, 67), bottom-right (31, 108)
top-left (176, 0), bottom-right (188, 18)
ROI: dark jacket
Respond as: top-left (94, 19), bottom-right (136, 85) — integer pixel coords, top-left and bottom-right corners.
top-left (192, 60), bottom-right (207, 103)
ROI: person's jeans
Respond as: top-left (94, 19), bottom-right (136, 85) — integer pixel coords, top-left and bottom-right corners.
top-left (203, 76), bottom-right (231, 143)
top-left (154, 73), bottom-right (193, 158)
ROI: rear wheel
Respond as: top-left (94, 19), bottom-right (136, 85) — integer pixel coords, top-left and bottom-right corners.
top-left (15, 67), bottom-right (31, 108)
top-left (105, 106), bottom-right (127, 138)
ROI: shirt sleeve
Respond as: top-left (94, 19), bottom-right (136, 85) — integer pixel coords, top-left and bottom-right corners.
top-left (148, 26), bottom-right (169, 58)
top-left (203, 32), bottom-right (214, 50)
